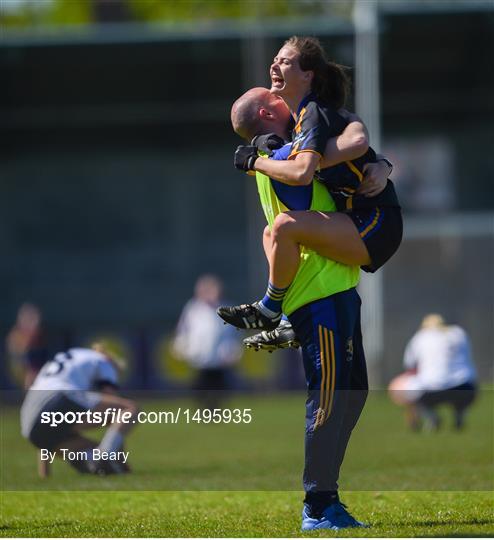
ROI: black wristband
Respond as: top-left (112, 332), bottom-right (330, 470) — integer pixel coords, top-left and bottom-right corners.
top-left (247, 154), bottom-right (258, 170)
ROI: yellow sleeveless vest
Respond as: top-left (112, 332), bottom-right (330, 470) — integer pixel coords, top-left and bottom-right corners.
top-left (255, 168), bottom-right (360, 315)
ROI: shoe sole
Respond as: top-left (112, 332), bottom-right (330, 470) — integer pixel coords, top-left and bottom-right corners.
top-left (301, 523), bottom-right (341, 531)
top-left (244, 340), bottom-right (300, 352)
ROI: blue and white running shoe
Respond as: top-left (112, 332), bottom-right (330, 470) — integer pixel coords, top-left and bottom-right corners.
top-left (301, 501), bottom-right (368, 531)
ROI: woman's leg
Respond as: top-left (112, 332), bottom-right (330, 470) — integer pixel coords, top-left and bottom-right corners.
top-left (263, 225), bottom-right (273, 261)
top-left (269, 211), bottom-right (371, 289)
top-left (217, 211), bottom-right (370, 329)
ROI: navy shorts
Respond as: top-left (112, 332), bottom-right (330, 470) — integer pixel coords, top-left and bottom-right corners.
top-left (348, 206), bottom-right (403, 273)
top-left (23, 391), bottom-right (87, 451)
top-left (419, 382), bottom-right (477, 411)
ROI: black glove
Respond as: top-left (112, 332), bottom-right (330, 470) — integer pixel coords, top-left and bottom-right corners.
top-left (251, 133), bottom-right (285, 155)
top-left (234, 145), bottom-right (258, 171)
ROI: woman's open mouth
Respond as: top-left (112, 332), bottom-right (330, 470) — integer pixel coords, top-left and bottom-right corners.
top-left (271, 74), bottom-right (284, 88)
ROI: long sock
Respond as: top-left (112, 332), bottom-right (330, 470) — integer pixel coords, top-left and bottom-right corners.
top-left (98, 426), bottom-right (124, 454)
top-left (258, 282), bottom-right (288, 317)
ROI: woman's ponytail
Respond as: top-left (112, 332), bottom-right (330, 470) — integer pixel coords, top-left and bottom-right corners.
top-left (323, 61), bottom-right (350, 110)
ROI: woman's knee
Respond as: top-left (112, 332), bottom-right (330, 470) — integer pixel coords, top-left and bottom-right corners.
top-left (272, 212), bottom-right (298, 240)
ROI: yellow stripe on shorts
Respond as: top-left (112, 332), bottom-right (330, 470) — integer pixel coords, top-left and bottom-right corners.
top-left (360, 208), bottom-right (381, 238)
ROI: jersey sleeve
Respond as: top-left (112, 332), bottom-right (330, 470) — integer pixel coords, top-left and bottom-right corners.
top-left (403, 337), bottom-right (418, 370)
top-left (95, 359), bottom-right (118, 388)
top-left (271, 143), bottom-right (292, 161)
top-left (172, 301), bottom-right (194, 359)
top-left (289, 101), bottom-right (332, 159)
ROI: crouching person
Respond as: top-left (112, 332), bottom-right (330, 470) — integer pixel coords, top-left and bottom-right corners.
top-left (389, 314), bottom-right (477, 431)
top-left (20, 343), bottom-right (138, 478)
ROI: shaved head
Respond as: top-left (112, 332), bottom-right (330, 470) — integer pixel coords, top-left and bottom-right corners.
top-left (231, 87), bottom-right (272, 141)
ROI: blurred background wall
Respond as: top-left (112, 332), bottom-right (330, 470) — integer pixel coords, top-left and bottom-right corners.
top-left (1, 0), bottom-right (493, 389)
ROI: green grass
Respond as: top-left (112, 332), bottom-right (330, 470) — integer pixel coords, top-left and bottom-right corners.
top-left (1, 391), bottom-right (493, 536)
top-left (1, 491), bottom-right (493, 537)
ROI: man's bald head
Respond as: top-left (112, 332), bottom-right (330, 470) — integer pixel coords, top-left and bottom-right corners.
top-left (231, 87), bottom-right (271, 141)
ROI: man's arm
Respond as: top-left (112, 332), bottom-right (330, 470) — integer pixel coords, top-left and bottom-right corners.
top-left (403, 339), bottom-right (418, 371)
top-left (237, 110), bottom-right (369, 185)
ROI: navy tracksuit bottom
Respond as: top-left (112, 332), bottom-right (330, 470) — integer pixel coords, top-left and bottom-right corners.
top-left (289, 287), bottom-right (368, 504)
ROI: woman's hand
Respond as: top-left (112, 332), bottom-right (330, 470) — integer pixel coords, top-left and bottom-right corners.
top-left (357, 159), bottom-right (392, 197)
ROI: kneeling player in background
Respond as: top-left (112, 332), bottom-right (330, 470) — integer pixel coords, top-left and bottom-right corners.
top-left (389, 314), bottom-right (477, 431)
top-left (20, 343), bottom-right (138, 477)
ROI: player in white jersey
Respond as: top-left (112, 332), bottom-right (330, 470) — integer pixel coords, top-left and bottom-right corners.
top-left (21, 344), bottom-right (138, 477)
top-left (173, 274), bottom-right (242, 410)
top-left (389, 314), bottom-right (477, 430)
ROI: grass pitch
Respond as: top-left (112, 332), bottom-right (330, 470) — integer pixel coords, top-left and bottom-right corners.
top-left (1, 490), bottom-right (493, 537)
top-left (1, 390), bottom-right (493, 536)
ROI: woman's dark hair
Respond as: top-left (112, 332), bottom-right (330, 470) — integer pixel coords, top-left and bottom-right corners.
top-left (285, 35), bottom-right (350, 109)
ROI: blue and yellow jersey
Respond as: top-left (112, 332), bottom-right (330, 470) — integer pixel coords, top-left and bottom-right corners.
top-left (285, 93), bottom-right (399, 211)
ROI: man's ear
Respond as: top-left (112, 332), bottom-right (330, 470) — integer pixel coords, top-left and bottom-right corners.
top-left (259, 107), bottom-right (273, 120)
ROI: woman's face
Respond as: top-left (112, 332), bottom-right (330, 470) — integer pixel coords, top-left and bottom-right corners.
top-left (270, 45), bottom-right (312, 100)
